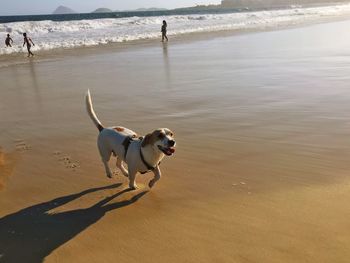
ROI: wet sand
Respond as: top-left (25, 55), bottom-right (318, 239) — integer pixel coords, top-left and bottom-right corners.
top-left (1, 19), bottom-right (350, 262)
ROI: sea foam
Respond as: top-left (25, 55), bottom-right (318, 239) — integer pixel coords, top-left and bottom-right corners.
top-left (1, 4), bottom-right (350, 55)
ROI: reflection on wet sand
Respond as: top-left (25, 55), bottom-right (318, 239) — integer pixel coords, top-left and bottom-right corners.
top-left (1, 19), bottom-right (350, 263)
top-left (28, 60), bottom-right (43, 111)
top-left (162, 42), bottom-right (171, 88)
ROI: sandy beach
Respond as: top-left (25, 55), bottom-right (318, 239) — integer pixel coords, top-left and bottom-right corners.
top-left (1, 19), bottom-right (350, 262)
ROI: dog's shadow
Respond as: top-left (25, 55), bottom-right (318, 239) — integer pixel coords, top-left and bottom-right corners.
top-left (0, 184), bottom-right (147, 263)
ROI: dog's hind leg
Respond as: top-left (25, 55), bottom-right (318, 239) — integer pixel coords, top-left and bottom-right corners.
top-left (102, 158), bottom-right (113, 178)
top-left (116, 158), bottom-right (129, 177)
top-left (99, 150), bottom-right (113, 178)
top-left (98, 142), bottom-right (113, 178)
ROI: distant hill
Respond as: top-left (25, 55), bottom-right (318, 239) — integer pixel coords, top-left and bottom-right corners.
top-left (53, 6), bottom-right (76, 14)
top-left (174, 4), bottom-right (221, 11)
top-left (92, 8), bottom-right (113, 13)
top-left (122, 7), bottom-right (167, 12)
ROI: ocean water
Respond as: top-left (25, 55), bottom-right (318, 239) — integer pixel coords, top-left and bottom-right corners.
top-left (1, 3), bottom-right (350, 55)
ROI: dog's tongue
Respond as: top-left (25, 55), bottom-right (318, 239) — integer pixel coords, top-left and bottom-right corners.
top-left (169, 148), bottom-right (175, 153)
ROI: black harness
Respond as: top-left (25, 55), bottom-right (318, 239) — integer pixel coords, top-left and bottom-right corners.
top-left (122, 135), bottom-right (137, 159)
top-left (122, 136), bottom-right (159, 174)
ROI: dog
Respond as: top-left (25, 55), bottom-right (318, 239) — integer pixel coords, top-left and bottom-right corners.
top-left (85, 90), bottom-right (176, 189)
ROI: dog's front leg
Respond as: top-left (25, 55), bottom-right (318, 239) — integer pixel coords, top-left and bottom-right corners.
top-left (149, 166), bottom-right (161, 188)
top-left (128, 167), bottom-right (138, 190)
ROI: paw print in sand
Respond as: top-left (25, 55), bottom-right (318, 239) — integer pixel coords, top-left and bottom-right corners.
top-left (14, 139), bottom-right (31, 152)
top-left (53, 151), bottom-right (80, 171)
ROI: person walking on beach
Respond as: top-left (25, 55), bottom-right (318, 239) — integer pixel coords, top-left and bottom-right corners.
top-left (161, 20), bottom-right (168, 42)
top-left (23, 33), bottom-right (35, 57)
top-left (5, 34), bottom-right (14, 47)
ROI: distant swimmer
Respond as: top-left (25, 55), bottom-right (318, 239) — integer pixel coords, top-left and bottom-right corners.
top-left (161, 20), bottom-right (168, 42)
top-left (5, 34), bottom-right (13, 47)
top-left (23, 33), bottom-right (35, 57)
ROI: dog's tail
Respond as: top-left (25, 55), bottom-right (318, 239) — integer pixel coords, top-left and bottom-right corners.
top-left (85, 90), bottom-right (104, 132)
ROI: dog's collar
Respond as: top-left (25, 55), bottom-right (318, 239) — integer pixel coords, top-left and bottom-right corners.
top-left (123, 136), bottom-right (159, 173)
top-left (140, 146), bottom-right (157, 172)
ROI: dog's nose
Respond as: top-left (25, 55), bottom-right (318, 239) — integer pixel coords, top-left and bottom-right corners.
top-left (168, 140), bottom-right (175, 147)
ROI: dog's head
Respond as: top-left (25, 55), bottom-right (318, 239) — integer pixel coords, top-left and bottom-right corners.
top-left (141, 128), bottom-right (176, 156)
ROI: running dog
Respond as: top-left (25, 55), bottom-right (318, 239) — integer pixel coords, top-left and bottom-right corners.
top-left (85, 90), bottom-right (176, 189)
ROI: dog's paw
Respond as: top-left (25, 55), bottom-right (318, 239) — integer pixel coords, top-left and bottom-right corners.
top-left (148, 179), bottom-right (155, 188)
top-left (118, 167), bottom-right (129, 177)
top-left (106, 172), bottom-right (113, 179)
top-left (129, 184), bottom-right (138, 190)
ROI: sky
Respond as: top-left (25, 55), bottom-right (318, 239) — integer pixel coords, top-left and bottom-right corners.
top-left (0, 0), bottom-right (221, 16)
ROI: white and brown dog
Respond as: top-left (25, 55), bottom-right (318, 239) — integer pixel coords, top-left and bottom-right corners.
top-left (85, 90), bottom-right (176, 189)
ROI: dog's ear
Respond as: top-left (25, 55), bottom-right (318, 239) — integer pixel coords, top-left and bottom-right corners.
top-left (165, 129), bottom-right (174, 137)
top-left (141, 129), bottom-right (163, 147)
top-left (141, 133), bottom-right (153, 147)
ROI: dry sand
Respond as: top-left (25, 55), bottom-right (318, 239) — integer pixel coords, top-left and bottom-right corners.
top-left (1, 19), bottom-right (350, 263)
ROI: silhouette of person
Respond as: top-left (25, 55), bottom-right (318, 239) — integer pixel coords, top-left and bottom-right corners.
top-left (5, 34), bottom-right (14, 47)
top-left (23, 33), bottom-right (35, 57)
top-left (161, 20), bottom-right (168, 42)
